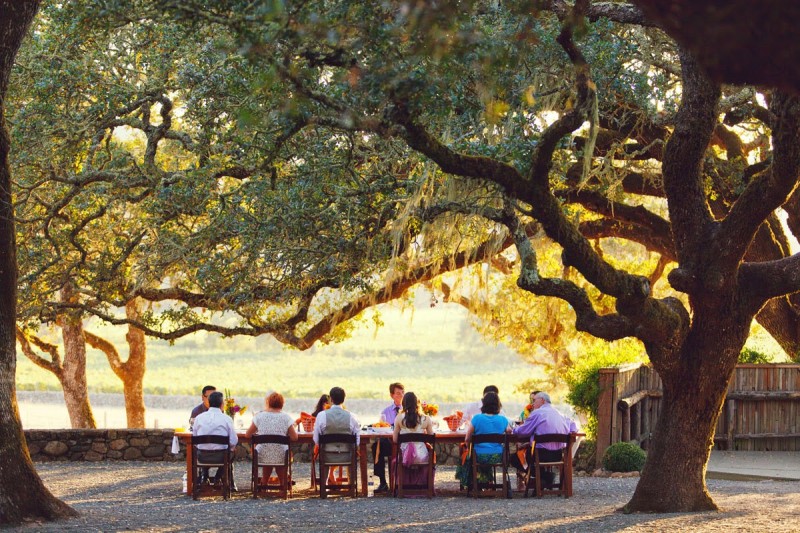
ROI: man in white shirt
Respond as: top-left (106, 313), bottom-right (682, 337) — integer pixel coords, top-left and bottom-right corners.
top-left (313, 387), bottom-right (360, 477)
top-left (192, 391), bottom-right (238, 488)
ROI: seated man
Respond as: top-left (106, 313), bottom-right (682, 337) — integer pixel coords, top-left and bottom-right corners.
top-left (313, 386), bottom-right (360, 480)
top-left (190, 385), bottom-right (216, 425)
top-left (192, 391), bottom-right (238, 490)
top-left (189, 385), bottom-right (216, 483)
top-left (373, 382), bottom-right (404, 493)
top-left (510, 391), bottom-right (577, 488)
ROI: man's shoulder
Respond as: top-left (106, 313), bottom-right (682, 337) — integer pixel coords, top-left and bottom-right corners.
top-left (464, 400), bottom-right (481, 412)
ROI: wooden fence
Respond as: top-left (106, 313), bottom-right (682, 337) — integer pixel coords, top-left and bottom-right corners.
top-left (595, 363), bottom-right (800, 461)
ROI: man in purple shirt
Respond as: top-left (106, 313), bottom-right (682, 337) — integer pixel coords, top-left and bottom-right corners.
top-left (373, 382), bottom-right (404, 493)
top-left (511, 392), bottom-right (577, 488)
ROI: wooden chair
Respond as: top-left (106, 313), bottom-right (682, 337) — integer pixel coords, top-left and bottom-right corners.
top-left (532, 433), bottom-right (576, 498)
top-left (393, 433), bottom-right (436, 498)
top-left (251, 434), bottom-right (292, 499)
top-left (470, 433), bottom-right (512, 499)
top-left (318, 433), bottom-right (358, 498)
top-left (310, 453), bottom-right (347, 491)
top-left (191, 435), bottom-right (232, 500)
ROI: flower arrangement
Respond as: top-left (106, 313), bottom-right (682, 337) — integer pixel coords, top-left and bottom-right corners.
top-left (223, 389), bottom-right (247, 418)
top-left (421, 402), bottom-right (439, 417)
top-left (521, 403), bottom-right (534, 420)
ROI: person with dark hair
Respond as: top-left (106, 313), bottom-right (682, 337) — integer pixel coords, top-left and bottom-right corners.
top-left (392, 391), bottom-right (435, 490)
top-left (313, 386), bottom-right (360, 478)
top-left (311, 394), bottom-right (331, 418)
top-left (192, 391), bottom-right (238, 488)
top-left (462, 384), bottom-right (509, 423)
top-left (456, 391), bottom-right (511, 490)
top-left (372, 382), bottom-right (404, 493)
top-left (519, 390), bottom-right (542, 422)
top-left (190, 385), bottom-right (218, 486)
top-left (246, 392), bottom-right (298, 488)
top-left (190, 385), bottom-right (216, 425)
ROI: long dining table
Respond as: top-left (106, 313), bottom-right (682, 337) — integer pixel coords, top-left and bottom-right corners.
top-left (175, 430), bottom-right (469, 497)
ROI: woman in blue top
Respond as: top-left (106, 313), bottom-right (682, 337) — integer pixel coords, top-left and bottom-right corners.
top-left (455, 392), bottom-right (510, 489)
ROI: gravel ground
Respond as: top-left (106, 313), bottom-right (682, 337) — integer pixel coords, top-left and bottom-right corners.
top-left (8, 462), bottom-right (799, 532)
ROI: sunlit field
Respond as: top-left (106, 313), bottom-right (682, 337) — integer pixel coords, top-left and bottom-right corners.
top-left (16, 301), bottom-right (544, 404)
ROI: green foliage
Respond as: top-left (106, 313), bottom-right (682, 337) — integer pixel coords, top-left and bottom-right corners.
top-left (738, 348), bottom-right (773, 364)
top-left (564, 339), bottom-right (646, 438)
top-left (602, 441), bottom-right (646, 472)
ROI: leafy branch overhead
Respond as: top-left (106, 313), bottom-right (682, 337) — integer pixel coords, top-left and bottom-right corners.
top-left (11, 1), bottom-right (800, 360)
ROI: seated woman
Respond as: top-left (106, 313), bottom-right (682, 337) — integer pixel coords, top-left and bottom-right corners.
top-left (456, 391), bottom-right (510, 490)
top-left (311, 394), bottom-right (330, 417)
top-left (246, 392), bottom-right (298, 488)
top-left (392, 392), bottom-right (435, 491)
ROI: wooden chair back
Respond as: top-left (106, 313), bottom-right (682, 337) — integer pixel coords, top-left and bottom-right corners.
top-left (469, 433), bottom-right (512, 499)
top-left (250, 434), bottom-right (292, 499)
top-left (191, 435), bottom-right (232, 500)
top-left (532, 433), bottom-right (576, 498)
top-left (394, 433), bottom-right (436, 498)
top-left (318, 433), bottom-right (358, 498)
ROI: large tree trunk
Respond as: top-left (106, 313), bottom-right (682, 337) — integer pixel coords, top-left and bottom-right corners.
top-left (0, 0), bottom-right (77, 524)
top-left (58, 309), bottom-right (96, 429)
top-left (626, 307), bottom-right (749, 512)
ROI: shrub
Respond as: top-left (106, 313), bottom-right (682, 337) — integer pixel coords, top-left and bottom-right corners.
top-left (564, 339), bottom-right (646, 439)
top-left (602, 441), bottom-right (646, 472)
top-left (738, 348), bottom-right (772, 364)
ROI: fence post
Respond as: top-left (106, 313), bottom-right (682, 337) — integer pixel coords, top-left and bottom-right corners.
top-left (596, 367), bottom-right (618, 464)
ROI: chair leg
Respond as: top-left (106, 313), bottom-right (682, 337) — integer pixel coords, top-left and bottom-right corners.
top-left (252, 463), bottom-right (258, 499)
top-left (222, 462), bottom-right (229, 500)
top-left (192, 466), bottom-right (200, 500)
top-left (320, 464), bottom-right (327, 499)
top-left (537, 464), bottom-right (544, 498)
top-left (311, 455), bottom-right (318, 490)
top-left (397, 461), bottom-right (403, 498)
top-left (428, 462), bottom-right (435, 498)
top-left (351, 462), bottom-right (357, 498)
top-left (471, 457), bottom-right (478, 498)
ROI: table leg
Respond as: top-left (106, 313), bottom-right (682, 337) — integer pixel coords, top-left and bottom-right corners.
top-left (185, 439), bottom-right (193, 496)
top-left (359, 441), bottom-right (368, 497)
top-left (389, 442), bottom-right (397, 494)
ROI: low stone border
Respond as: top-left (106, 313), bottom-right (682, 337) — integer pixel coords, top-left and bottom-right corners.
top-left (23, 429), bottom-right (465, 465)
top-left (25, 429), bottom-right (181, 462)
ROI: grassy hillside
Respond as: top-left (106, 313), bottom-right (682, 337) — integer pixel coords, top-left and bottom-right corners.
top-left (16, 300), bottom-right (544, 403)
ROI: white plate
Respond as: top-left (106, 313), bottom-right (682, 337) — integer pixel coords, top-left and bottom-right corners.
top-left (370, 427), bottom-right (393, 434)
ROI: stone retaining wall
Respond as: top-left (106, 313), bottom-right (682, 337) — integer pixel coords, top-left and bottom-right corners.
top-left (23, 429), bottom-right (464, 465)
top-left (25, 429), bottom-right (181, 462)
